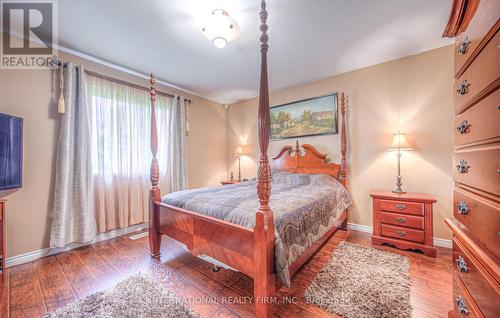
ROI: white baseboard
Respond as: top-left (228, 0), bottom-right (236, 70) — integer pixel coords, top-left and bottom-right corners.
top-left (129, 231), bottom-right (149, 240)
top-left (5, 223), bottom-right (148, 268)
top-left (347, 222), bottom-right (373, 233)
top-left (347, 222), bottom-right (452, 249)
top-left (432, 237), bottom-right (452, 248)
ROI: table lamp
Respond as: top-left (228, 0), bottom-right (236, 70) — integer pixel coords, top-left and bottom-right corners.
top-left (234, 145), bottom-right (244, 182)
top-left (388, 131), bottom-right (412, 194)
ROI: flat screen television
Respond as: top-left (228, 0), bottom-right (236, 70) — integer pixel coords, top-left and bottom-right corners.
top-left (0, 113), bottom-right (23, 190)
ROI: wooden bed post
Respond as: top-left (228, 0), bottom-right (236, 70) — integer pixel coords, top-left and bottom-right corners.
top-left (340, 92), bottom-right (348, 230)
top-left (340, 92), bottom-right (347, 187)
top-left (149, 73), bottom-right (161, 257)
top-left (254, 1), bottom-right (275, 317)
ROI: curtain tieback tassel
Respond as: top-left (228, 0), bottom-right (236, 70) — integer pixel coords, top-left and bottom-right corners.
top-left (58, 64), bottom-right (65, 114)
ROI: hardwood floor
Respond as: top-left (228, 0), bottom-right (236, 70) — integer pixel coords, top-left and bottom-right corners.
top-left (0, 230), bottom-right (453, 317)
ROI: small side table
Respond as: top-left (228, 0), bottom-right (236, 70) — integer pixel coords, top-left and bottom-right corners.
top-left (370, 190), bottom-right (437, 257)
top-left (220, 180), bottom-right (239, 185)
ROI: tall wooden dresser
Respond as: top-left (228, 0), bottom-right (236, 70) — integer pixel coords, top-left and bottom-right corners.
top-left (443, 0), bottom-right (500, 317)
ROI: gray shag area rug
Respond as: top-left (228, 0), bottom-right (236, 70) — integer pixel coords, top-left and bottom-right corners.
top-left (304, 241), bottom-right (412, 318)
top-left (45, 274), bottom-right (199, 318)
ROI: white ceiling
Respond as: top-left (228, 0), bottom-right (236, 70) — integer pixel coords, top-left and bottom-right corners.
top-left (58, 0), bottom-right (454, 104)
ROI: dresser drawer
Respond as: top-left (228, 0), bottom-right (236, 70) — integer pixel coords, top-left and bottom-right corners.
top-left (454, 188), bottom-right (500, 256)
top-left (454, 29), bottom-right (500, 114)
top-left (379, 200), bottom-right (424, 216)
top-left (453, 146), bottom-right (500, 197)
top-left (380, 224), bottom-right (424, 243)
top-left (453, 238), bottom-right (500, 317)
top-left (452, 274), bottom-right (480, 318)
top-left (453, 0), bottom-right (500, 77)
top-left (454, 88), bottom-right (500, 147)
top-left (380, 212), bottom-right (424, 230)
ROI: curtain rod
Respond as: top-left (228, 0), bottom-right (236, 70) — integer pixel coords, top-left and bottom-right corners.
top-left (51, 59), bottom-right (193, 104)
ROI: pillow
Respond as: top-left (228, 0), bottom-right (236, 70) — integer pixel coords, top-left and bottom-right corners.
top-left (271, 171), bottom-right (311, 186)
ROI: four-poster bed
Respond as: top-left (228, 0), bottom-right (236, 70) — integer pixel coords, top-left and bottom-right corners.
top-left (148, 1), bottom-right (349, 317)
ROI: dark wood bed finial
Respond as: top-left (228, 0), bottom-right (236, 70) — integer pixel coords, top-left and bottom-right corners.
top-left (255, 1), bottom-right (275, 317)
top-left (259, 0), bottom-right (269, 52)
top-left (149, 73), bottom-right (161, 257)
top-left (340, 92), bottom-right (347, 187)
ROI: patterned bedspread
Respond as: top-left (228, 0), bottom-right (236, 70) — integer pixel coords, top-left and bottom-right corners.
top-left (162, 172), bottom-right (352, 287)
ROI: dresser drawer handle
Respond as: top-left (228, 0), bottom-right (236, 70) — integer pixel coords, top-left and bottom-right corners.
top-left (455, 296), bottom-right (468, 315)
top-left (456, 80), bottom-right (469, 95)
top-left (457, 37), bottom-right (470, 55)
top-left (456, 160), bottom-right (470, 173)
top-left (394, 204), bottom-right (406, 210)
top-left (456, 120), bottom-right (470, 134)
top-left (395, 230), bottom-right (406, 237)
top-left (395, 217), bottom-right (407, 223)
top-left (457, 201), bottom-right (469, 215)
top-left (455, 256), bottom-right (469, 273)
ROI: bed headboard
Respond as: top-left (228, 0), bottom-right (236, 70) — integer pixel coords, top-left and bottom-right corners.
top-left (271, 142), bottom-right (342, 181)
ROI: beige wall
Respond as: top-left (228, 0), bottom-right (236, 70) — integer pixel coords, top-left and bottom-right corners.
top-left (0, 49), bottom-right (227, 258)
top-left (227, 45), bottom-right (454, 240)
top-left (0, 43), bottom-right (454, 259)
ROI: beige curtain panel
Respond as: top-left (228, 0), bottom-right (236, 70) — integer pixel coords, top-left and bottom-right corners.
top-left (50, 63), bottom-right (97, 248)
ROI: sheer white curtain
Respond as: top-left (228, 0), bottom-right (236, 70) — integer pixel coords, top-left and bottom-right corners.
top-left (87, 75), bottom-right (187, 233)
top-left (162, 97), bottom-right (188, 192)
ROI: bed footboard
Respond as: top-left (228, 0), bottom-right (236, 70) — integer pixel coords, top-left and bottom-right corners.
top-left (151, 201), bottom-right (256, 277)
top-left (150, 199), bottom-right (277, 317)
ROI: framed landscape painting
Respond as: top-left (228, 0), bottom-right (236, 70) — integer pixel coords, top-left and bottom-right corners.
top-left (270, 93), bottom-right (338, 140)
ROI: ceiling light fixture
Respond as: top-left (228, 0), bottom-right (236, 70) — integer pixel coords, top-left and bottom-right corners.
top-left (201, 9), bottom-right (240, 48)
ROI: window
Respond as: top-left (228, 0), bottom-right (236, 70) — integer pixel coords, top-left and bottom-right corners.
top-left (86, 75), bottom-right (186, 232)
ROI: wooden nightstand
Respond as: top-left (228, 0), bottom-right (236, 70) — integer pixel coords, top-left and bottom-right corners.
top-left (220, 180), bottom-right (239, 185)
top-left (370, 190), bottom-right (437, 257)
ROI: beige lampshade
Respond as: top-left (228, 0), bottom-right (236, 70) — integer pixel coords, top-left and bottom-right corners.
top-left (234, 145), bottom-right (244, 157)
top-left (388, 132), bottom-right (412, 151)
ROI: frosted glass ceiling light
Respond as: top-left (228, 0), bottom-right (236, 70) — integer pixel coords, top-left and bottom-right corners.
top-left (201, 9), bottom-right (240, 48)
